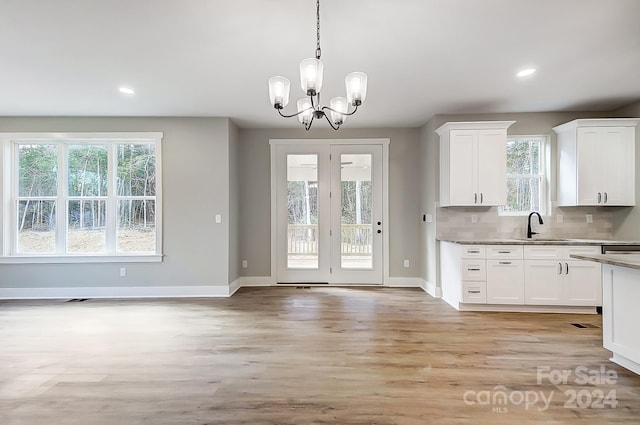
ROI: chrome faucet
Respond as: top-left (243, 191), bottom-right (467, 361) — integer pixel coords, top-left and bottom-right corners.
top-left (527, 212), bottom-right (544, 238)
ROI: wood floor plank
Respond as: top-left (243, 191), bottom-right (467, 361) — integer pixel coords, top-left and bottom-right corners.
top-left (0, 287), bottom-right (639, 424)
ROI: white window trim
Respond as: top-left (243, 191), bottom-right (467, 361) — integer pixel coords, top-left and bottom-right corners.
top-left (1, 132), bottom-right (163, 263)
top-left (499, 135), bottom-right (550, 216)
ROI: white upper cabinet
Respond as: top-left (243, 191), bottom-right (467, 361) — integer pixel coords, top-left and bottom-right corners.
top-left (554, 118), bottom-right (639, 206)
top-left (437, 121), bottom-right (515, 207)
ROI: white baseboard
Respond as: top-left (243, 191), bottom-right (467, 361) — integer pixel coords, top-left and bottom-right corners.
top-left (0, 285), bottom-right (234, 299)
top-left (386, 277), bottom-right (423, 287)
top-left (239, 276), bottom-right (274, 286)
top-left (458, 304), bottom-right (599, 314)
top-left (422, 280), bottom-right (442, 298)
top-left (228, 279), bottom-right (242, 296)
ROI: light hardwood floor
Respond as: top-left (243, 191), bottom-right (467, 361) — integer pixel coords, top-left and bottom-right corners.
top-left (1, 287), bottom-right (639, 424)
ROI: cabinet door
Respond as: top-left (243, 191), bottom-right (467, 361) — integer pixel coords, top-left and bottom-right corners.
top-left (601, 127), bottom-right (635, 206)
top-left (524, 260), bottom-right (563, 305)
top-left (576, 127), bottom-right (602, 205)
top-left (477, 130), bottom-right (507, 206)
top-left (564, 261), bottom-right (602, 306)
top-left (448, 130), bottom-right (478, 205)
top-left (486, 260), bottom-right (524, 304)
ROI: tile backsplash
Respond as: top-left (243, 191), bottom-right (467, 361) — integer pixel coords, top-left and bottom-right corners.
top-left (436, 205), bottom-right (613, 240)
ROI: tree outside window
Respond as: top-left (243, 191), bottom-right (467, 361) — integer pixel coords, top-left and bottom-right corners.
top-left (500, 136), bottom-right (547, 215)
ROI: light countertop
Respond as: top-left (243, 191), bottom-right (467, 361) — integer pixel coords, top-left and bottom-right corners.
top-left (437, 238), bottom-right (640, 246)
top-left (570, 253), bottom-right (640, 271)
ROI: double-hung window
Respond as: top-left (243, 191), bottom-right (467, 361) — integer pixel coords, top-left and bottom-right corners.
top-left (1, 133), bottom-right (162, 262)
top-left (500, 135), bottom-right (548, 215)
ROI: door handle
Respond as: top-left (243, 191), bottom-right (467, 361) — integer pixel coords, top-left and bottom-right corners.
top-left (377, 229), bottom-right (382, 234)
top-left (377, 221), bottom-right (382, 225)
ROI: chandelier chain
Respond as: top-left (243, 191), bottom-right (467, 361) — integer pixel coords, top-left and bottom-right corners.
top-left (315, 0), bottom-right (321, 59)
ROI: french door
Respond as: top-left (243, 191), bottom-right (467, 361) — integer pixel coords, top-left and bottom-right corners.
top-left (273, 142), bottom-right (384, 284)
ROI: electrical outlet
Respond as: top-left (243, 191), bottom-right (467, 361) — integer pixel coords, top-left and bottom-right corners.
top-left (403, 259), bottom-right (410, 268)
top-left (586, 214), bottom-right (593, 224)
top-left (471, 215), bottom-right (478, 224)
top-left (215, 214), bottom-right (222, 223)
top-left (556, 214), bottom-right (563, 224)
top-left (242, 260), bottom-right (248, 268)
top-left (425, 214), bottom-right (433, 223)
top-left (119, 267), bottom-right (127, 277)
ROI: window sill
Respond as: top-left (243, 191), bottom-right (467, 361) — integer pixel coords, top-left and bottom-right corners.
top-left (0, 255), bottom-right (163, 264)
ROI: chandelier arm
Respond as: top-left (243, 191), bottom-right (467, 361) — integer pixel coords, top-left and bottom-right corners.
top-left (321, 104), bottom-right (359, 117)
top-left (322, 112), bottom-right (341, 131)
top-left (277, 107), bottom-right (313, 119)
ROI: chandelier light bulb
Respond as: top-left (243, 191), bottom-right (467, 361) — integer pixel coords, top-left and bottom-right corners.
top-left (329, 97), bottom-right (348, 125)
top-left (268, 76), bottom-right (291, 108)
top-left (346, 72), bottom-right (368, 106)
top-left (299, 58), bottom-right (324, 95)
top-left (297, 98), bottom-right (313, 124)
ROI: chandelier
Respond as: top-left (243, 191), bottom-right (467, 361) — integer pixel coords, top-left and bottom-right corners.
top-left (268, 0), bottom-right (368, 130)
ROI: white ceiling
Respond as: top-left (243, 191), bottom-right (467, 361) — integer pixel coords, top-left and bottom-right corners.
top-left (1, 0), bottom-right (639, 129)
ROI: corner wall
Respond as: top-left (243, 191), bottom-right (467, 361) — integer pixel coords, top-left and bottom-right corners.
top-left (610, 100), bottom-right (640, 239)
top-left (0, 117), bottom-right (233, 293)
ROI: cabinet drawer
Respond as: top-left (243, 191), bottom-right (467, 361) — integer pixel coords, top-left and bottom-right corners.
top-left (461, 245), bottom-right (485, 259)
top-left (462, 281), bottom-right (487, 303)
top-left (461, 259), bottom-right (486, 281)
top-left (486, 245), bottom-right (523, 259)
top-left (564, 246), bottom-right (601, 258)
top-left (524, 245), bottom-right (563, 260)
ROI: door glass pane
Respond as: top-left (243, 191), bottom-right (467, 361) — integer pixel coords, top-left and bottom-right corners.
top-left (287, 155), bottom-right (318, 269)
top-left (340, 154), bottom-right (372, 269)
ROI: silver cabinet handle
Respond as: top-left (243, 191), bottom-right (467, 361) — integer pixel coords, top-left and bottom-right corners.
top-left (468, 290), bottom-right (481, 294)
top-left (474, 193), bottom-right (478, 204)
top-left (467, 268), bottom-right (481, 271)
top-left (597, 192), bottom-right (602, 203)
top-left (497, 251), bottom-right (511, 254)
top-left (558, 262), bottom-right (562, 274)
top-left (499, 261), bottom-right (512, 265)
top-left (467, 250), bottom-right (480, 254)
top-left (480, 193), bottom-right (483, 204)
top-left (565, 263), bottom-right (569, 274)
top-left (604, 192), bottom-right (608, 204)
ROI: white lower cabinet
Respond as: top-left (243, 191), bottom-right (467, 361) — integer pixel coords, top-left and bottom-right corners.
top-left (487, 259), bottom-right (524, 304)
top-left (440, 241), bottom-right (602, 310)
top-left (523, 246), bottom-right (602, 306)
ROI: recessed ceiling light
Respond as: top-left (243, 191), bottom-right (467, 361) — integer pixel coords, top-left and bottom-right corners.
top-left (516, 68), bottom-right (536, 78)
top-left (119, 87), bottom-right (135, 95)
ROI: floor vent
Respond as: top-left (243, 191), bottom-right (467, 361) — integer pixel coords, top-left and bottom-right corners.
top-left (66, 298), bottom-right (90, 303)
top-left (572, 323), bottom-right (599, 329)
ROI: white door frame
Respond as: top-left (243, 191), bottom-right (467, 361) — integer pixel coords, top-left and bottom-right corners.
top-left (269, 138), bottom-right (390, 285)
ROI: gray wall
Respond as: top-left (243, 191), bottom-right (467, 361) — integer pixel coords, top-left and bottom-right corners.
top-left (228, 120), bottom-right (240, 284)
top-left (0, 117), bottom-right (233, 288)
top-left (237, 127), bottom-right (422, 279)
top-left (611, 100), bottom-right (640, 240)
